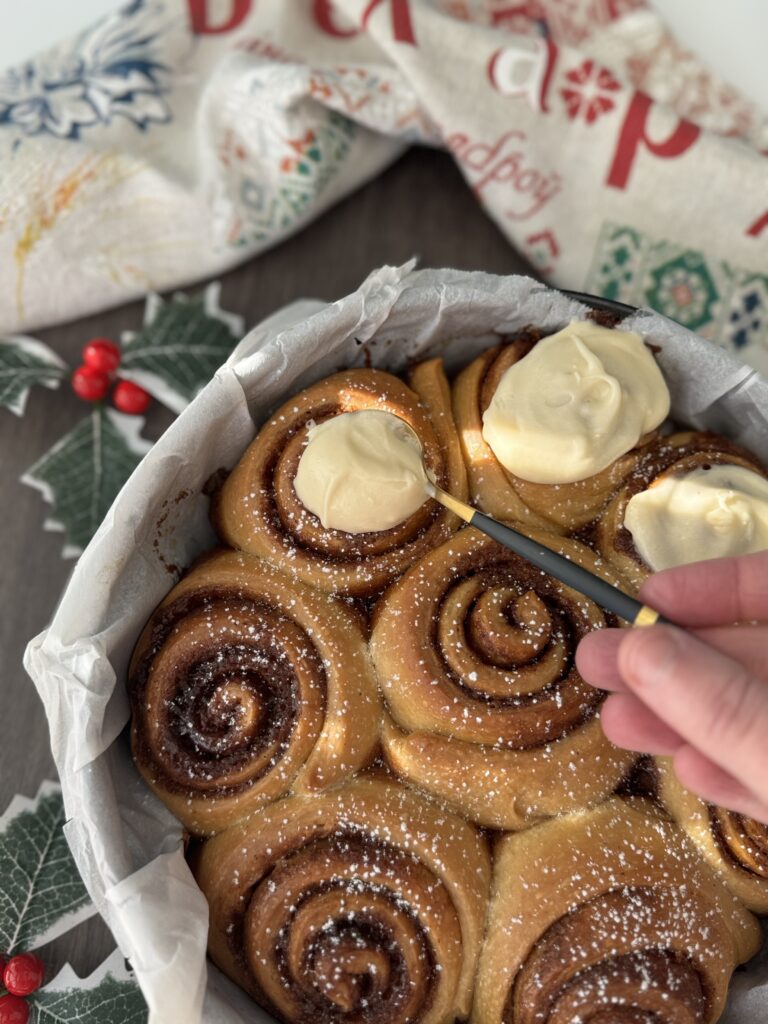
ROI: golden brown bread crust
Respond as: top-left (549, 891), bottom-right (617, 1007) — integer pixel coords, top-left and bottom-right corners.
top-left (473, 797), bottom-right (761, 1024)
top-left (451, 330), bottom-right (658, 534)
top-left (370, 526), bottom-right (637, 829)
top-left (129, 548), bottom-right (381, 835)
top-left (594, 431), bottom-right (767, 593)
top-left (213, 362), bottom-right (467, 597)
top-left (191, 774), bottom-right (491, 1024)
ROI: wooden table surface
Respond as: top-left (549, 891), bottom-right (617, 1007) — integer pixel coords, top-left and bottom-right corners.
top-left (0, 148), bottom-right (535, 981)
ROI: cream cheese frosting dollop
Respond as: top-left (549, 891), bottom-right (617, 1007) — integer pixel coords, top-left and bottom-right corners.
top-left (294, 410), bottom-right (430, 533)
top-left (481, 321), bottom-right (670, 484)
top-left (624, 465), bottom-right (768, 571)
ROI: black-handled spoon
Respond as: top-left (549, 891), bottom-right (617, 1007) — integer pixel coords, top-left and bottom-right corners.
top-left (428, 481), bottom-right (669, 628)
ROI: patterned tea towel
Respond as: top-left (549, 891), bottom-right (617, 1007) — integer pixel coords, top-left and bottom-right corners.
top-left (2, 0), bottom-right (768, 371)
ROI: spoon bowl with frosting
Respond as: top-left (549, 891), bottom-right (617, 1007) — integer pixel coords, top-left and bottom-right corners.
top-left (294, 409), bottom-right (434, 535)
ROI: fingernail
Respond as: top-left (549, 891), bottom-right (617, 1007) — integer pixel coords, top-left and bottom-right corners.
top-left (620, 626), bottom-right (684, 687)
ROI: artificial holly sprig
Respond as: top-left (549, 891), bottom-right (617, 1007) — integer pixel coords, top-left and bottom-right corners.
top-left (5, 283), bottom-right (243, 558)
top-left (71, 338), bottom-right (151, 415)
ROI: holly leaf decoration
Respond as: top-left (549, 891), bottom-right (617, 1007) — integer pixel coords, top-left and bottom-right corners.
top-left (0, 782), bottom-right (94, 956)
top-left (119, 283), bottom-right (243, 413)
top-left (31, 949), bottom-right (148, 1024)
top-left (22, 407), bottom-right (152, 557)
top-left (0, 336), bottom-right (67, 416)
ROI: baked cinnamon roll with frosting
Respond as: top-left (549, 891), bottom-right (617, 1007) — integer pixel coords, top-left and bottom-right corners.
top-left (595, 431), bottom-right (768, 592)
top-left (452, 321), bottom-right (669, 532)
top-left (214, 361), bottom-right (467, 597)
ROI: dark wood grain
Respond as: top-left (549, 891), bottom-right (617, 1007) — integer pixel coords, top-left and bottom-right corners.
top-left (0, 147), bottom-right (535, 979)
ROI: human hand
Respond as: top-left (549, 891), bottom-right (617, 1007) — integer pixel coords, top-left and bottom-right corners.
top-left (576, 550), bottom-right (768, 824)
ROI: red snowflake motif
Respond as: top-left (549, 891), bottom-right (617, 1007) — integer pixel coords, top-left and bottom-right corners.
top-left (560, 58), bottom-right (621, 123)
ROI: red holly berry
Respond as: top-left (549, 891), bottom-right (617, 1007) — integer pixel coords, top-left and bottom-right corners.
top-left (72, 365), bottom-right (110, 402)
top-left (3, 953), bottom-right (44, 996)
top-left (83, 337), bottom-right (121, 374)
top-left (0, 994), bottom-right (29, 1024)
top-left (113, 379), bottom-right (151, 415)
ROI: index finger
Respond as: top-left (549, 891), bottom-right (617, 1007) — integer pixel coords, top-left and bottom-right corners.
top-left (640, 550), bottom-right (768, 627)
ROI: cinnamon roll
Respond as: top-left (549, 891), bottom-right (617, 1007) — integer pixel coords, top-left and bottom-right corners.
top-left (129, 549), bottom-right (380, 834)
top-left (657, 756), bottom-right (768, 913)
top-left (191, 774), bottom-right (491, 1024)
top-left (214, 362), bottom-right (467, 597)
top-left (369, 526), bottom-right (637, 829)
top-left (452, 324), bottom-right (666, 533)
top-left (595, 432), bottom-right (768, 592)
top-left (473, 797), bottom-right (761, 1024)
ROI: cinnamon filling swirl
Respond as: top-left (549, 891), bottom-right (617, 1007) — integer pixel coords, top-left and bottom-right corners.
top-left (710, 807), bottom-right (768, 880)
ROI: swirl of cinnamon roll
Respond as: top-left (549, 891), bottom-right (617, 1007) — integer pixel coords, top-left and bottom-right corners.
top-left (213, 361), bottom-right (467, 597)
top-left (657, 757), bottom-right (768, 913)
top-left (452, 327), bottom-right (661, 533)
top-left (473, 797), bottom-right (761, 1024)
top-left (594, 432), bottom-right (768, 592)
top-left (128, 550), bottom-right (380, 835)
top-left (191, 774), bottom-right (491, 1024)
top-left (369, 527), bottom-right (637, 829)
